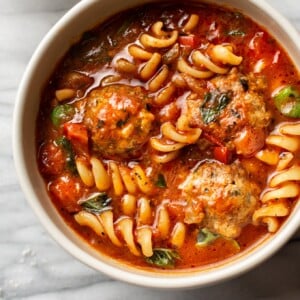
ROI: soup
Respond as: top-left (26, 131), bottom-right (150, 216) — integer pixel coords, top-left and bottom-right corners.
top-left (36, 2), bottom-right (300, 270)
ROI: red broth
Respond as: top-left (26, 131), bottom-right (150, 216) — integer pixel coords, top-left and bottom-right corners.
top-left (36, 2), bottom-right (300, 270)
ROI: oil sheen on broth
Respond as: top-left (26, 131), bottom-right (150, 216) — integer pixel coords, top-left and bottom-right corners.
top-left (36, 2), bottom-right (300, 270)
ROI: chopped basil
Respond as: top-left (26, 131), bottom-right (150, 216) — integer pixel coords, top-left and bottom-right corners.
top-left (51, 104), bottom-right (74, 127)
top-left (200, 92), bottom-right (231, 124)
top-left (273, 85), bottom-right (300, 118)
top-left (116, 119), bottom-right (127, 128)
top-left (79, 192), bottom-right (112, 214)
top-left (55, 136), bottom-right (77, 174)
top-left (155, 173), bottom-right (167, 188)
top-left (227, 29), bottom-right (246, 37)
top-left (196, 228), bottom-right (219, 247)
top-left (145, 248), bottom-right (180, 268)
top-left (116, 113), bottom-right (129, 128)
top-left (240, 78), bottom-right (249, 91)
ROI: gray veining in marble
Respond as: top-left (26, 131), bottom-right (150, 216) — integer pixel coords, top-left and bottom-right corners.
top-left (0, 0), bottom-right (300, 299)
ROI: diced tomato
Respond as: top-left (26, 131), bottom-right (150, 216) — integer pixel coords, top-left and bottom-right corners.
top-left (234, 127), bottom-right (265, 157)
top-left (167, 202), bottom-right (186, 222)
top-left (64, 123), bottom-right (88, 145)
top-left (49, 175), bottom-right (84, 213)
top-left (178, 35), bottom-right (199, 48)
top-left (213, 146), bottom-right (232, 164)
top-left (63, 122), bottom-right (89, 155)
top-left (38, 142), bottom-right (65, 176)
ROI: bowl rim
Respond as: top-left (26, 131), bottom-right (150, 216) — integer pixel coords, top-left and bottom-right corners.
top-left (13, 0), bottom-right (300, 289)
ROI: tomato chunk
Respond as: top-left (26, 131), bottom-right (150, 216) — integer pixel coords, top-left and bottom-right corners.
top-left (49, 175), bottom-right (84, 213)
top-left (64, 123), bottom-right (88, 145)
top-left (178, 35), bottom-right (199, 47)
top-left (213, 146), bottom-right (232, 164)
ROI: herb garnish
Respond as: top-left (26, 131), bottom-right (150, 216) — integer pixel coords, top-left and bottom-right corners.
top-left (240, 78), bottom-right (249, 91)
top-left (200, 92), bottom-right (231, 124)
top-left (56, 136), bottom-right (77, 174)
top-left (155, 173), bottom-right (167, 188)
top-left (145, 248), bottom-right (180, 268)
top-left (196, 228), bottom-right (219, 247)
top-left (79, 192), bottom-right (112, 214)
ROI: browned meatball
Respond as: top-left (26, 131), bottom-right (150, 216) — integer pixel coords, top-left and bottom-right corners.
top-left (180, 160), bottom-right (260, 238)
top-left (82, 84), bottom-right (154, 159)
top-left (183, 68), bottom-right (271, 156)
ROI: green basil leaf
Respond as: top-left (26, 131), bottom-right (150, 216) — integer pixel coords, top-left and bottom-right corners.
top-left (145, 248), bottom-right (180, 268)
top-left (200, 92), bottom-right (230, 124)
top-left (196, 228), bottom-right (219, 247)
top-left (55, 136), bottom-right (77, 174)
top-left (79, 192), bottom-right (112, 214)
top-left (155, 173), bottom-right (167, 188)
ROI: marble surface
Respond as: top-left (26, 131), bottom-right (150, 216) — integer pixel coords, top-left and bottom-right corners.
top-left (1, 0), bottom-right (300, 299)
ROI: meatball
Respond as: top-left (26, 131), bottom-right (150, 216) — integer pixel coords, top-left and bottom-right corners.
top-left (183, 68), bottom-right (271, 156)
top-left (180, 160), bottom-right (260, 238)
top-left (83, 84), bottom-right (154, 159)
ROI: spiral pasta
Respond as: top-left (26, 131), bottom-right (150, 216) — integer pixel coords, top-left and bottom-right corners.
top-left (150, 115), bottom-right (202, 163)
top-left (74, 197), bottom-right (186, 257)
top-left (120, 17), bottom-right (243, 105)
top-left (254, 122), bottom-right (300, 232)
top-left (76, 156), bottom-right (152, 196)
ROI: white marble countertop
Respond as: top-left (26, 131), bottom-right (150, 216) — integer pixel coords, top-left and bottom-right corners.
top-left (1, 0), bottom-right (300, 299)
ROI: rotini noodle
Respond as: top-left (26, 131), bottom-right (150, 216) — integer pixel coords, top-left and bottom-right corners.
top-left (192, 50), bottom-right (229, 74)
top-left (279, 122), bottom-right (300, 136)
top-left (140, 30), bottom-right (178, 48)
top-left (136, 226), bottom-right (153, 257)
top-left (253, 200), bottom-right (289, 226)
top-left (75, 197), bottom-right (187, 258)
top-left (128, 45), bottom-right (153, 60)
top-left (277, 152), bottom-right (294, 171)
top-left (137, 196), bottom-right (153, 225)
top-left (115, 58), bottom-right (137, 73)
top-left (154, 83), bottom-right (176, 105)
top-left (155, 206), bottom-right (170, 239)
top-left (140, 52), bottom-right (162, 80)
top-left (75, 157), bottom-right (94, 187)
top-left (261, 182), bottom-right (300, 203)
top-left (74, 211), bottom-right (105, 236)
top-left (254, 122), bottom-right (300, 230)
top-left (148, 65), bottom-right (169, 92)
top-left (170, 222), bottom-right (186, 248)
top-left (98, 210), bottom-right (122, 246)
top-left (117, 217), bottom-right (141, 256)
top-left (90, 156), bottom-right (111, 191)
top-left (55, 88), bottom-right (76, 101)
top-left (210, 44), bottom-right (243, 65)
top-left (182, 14), bottom-right (200, 33)
top-left (262, 217), bottom-right (279, 233)
top-left (150, 118), bottom-right (202, 163)
top-left (151, 21), bottom-right (168, 37)
top-left (269, 165), bottom-right (300, 187)
top-left (266, 134), bottom-right (300, 152)
top-left (177, 57), bottom-right (214, 79)
top-left (77, 157), bottom-right (154, 196)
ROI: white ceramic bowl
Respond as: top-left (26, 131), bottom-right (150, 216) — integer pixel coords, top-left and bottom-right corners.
top-left (13, 0), bottom-right (300, 289)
